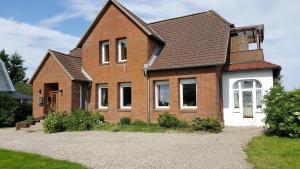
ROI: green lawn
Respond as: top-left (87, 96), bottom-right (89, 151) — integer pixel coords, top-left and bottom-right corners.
top-left (0, 149), bottom-right (88, 169)
top-left (245, 135), bottom-right (300, 169)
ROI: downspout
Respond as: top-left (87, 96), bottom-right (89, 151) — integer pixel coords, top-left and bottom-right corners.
top-left (144, 46), bottom-right (162, 125)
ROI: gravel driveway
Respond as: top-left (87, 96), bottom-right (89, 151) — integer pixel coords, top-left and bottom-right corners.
top-left (0, 127), bottom-right (262, 169)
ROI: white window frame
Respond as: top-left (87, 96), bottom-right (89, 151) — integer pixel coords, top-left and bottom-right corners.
top-left (118, 39), bottom-right (127, 62)
top-left (180, 79), bottom-right (197, 109)
top-left (155, 81), bottom-right (169, 109)
top-left (232, 80), bottom-right (263, 113)
top-left (101, 41), bottom-right (109, 64)
top-left (120, 83), bottom-right (131, 109)
top-left (98, 84), bottom-right (108, 109)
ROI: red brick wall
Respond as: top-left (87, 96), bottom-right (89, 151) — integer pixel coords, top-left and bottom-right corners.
top-left (148, 66), bottom-right (221, 122)
top-left (82, 4), bottom-right (152, 122)
top-left (32, 54), bottom-right (72, 118)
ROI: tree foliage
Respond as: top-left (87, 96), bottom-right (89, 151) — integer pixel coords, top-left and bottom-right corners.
top-left (0, 49), bottom-right (27, 84)
top-left (264, 77), bottom-right (300, 138)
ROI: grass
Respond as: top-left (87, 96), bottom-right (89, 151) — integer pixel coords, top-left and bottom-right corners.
top-left (245, 135), bottom-right (300, 169)
top-left (96, 123), bottom-right (193, 133)
top-left (0, 148), bottom-right (88, 169)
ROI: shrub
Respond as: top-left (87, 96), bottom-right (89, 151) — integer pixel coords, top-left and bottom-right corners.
top-left (0, 94), bottom-right (18, 127)
top-left (90, 111), bottom-right (105, 125)
top-left (43, 112), bottom-right (66, 133)
top-left (191, 117), bottom-right (222, 133)
top-left (132, 119), bottom-right (147, 127)
top-left (157, 112), bottom-right (179, 128)
top-left (264, 78), bottom-right (300, 138)
top-left (120, 117), bottom-right (131, 125)
top-left (64, 110), bottom-right (97, 131)
top-left (14, 103), bottom-right (32, 123)
top-left (177, 120), bottom-right (190, 128)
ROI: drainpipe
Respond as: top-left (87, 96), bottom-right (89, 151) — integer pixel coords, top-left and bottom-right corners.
top-left (144, 65), bottom-right (151, 125)
top-left (147, 77), bottom-right (150, 124)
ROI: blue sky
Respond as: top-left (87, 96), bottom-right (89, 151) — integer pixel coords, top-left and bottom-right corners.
top-left (0, 0), bottom-right (299, 89)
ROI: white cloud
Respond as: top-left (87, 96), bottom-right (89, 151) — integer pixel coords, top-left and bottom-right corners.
top-left (0, 17), bottom-right (79, 78)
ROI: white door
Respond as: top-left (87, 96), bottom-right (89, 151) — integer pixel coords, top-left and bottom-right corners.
top-left (242, 91), bottom-right (253, 118)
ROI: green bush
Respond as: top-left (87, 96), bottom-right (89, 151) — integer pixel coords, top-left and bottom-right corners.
top-left (157, 112), bottom-right (179, 128)
top-left (43, 110), bottom-right (104, 133)
top-left (14, 103), bottom-right (32, 123)
top-left (191, 117), bottom-right (222, 132)
top-left (64, 110), bottom-right (97, 131)
top-left (0, 94), bottom-right (18, 127)
top-left (120, 117), bottom-right (131, 125)
top-left (177, 120), bottom-right (190, 128)
top-left (132, 119), bottom-right (147, 127)
top-left (43, 112), bottom-right (66, 133)
top-left (264, 78), bottom-right (300, 138)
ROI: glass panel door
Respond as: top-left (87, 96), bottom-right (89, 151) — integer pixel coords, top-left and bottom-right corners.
top-left (243, 91), bottom-right (253, 118)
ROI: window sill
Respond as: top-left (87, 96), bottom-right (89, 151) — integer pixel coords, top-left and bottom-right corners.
top-left (117, 61), bottom-right (127, 64)
top-left (98, 108), bottom-right (108, 112)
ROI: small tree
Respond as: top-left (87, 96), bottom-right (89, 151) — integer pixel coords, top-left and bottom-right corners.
top-left (264, 77), bottom-right (300, 138)
top-left (0, 49), bottom-right (27, 84)
top-left (0, 94), bottom-right (18, 127)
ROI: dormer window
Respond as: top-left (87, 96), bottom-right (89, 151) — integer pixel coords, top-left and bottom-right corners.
top-left (117, 38), bottom-right (127, 62)
top-left (101, 41), bottom-right (109, 64)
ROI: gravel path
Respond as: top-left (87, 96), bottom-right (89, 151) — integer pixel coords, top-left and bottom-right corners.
top-left (0, 127), bottom-right (262, 169)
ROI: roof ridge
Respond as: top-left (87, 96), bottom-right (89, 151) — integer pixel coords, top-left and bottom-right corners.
top-left (148, 11), bottom-right (210, 25)
top-left (49, 49), bottom-right (82, 59)
top-left (148, 10), bottom-right (232, 26)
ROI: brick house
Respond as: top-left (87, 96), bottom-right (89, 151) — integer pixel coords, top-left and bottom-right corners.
top-left (29, 0), bottom-right (281, 126)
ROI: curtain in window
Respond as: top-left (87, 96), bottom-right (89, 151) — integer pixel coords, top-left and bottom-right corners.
top-left (234, 90), bottom-right (239, 108)
top-left (256, 89), bottom-right (262, 108)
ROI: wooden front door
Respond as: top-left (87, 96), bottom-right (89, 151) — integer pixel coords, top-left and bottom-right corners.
top-left (46, 91), bottom-right (59, 114)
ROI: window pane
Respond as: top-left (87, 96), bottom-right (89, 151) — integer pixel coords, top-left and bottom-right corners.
top-left (242, 81), bottom-right (253, 89)
top-left (256, 81), bottom-right (262, 88)
top-left (234, 90), bottom-right (239, 108)
top-left (119, 40), bottom-right (127, 61)
top-left (183, 83), bottom-right (196, 106)
top-left (233, 82), bottom-right (239, 89)
top-left (256, 89), bottom-right (262, 108)
top-left (122, 86), bottom-right (131, 107)
top-left (158, 84), bottom-right (169, 106)
top-left (101, 88), bottom-right (108, 107)
top-left (104, 44), bottom-right (109, 62)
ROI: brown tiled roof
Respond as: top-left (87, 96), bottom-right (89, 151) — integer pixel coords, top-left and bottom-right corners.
top-left (69, 48), bottom-right (82, 58)
top-left (49, 50), bottom-right (89, 81)
top-left (148, 10), bottom-right (231, 70)
top-left (223, 61), bottom-right (281, 72)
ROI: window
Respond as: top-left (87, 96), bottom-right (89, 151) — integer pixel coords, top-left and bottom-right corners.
top-left (98, 84), bottom-right (108, 109)
top-left (101, 41), bottom-right (109, 64)
top-left (120, 83), bottom-right (131, 109)
top-left (180, 79), bottom-right (197, 109)
top-left (233, 80), bottom-right (263, 110)
top-left (155, 81), bottom-right (169, 109)
top-left (118, 39), bottom-right (127, 62)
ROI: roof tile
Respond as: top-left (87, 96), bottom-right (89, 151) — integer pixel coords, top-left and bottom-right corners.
top-left (148, 11), bottom-right (231, 70)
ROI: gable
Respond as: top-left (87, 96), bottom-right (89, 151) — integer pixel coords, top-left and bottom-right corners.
top-left (76, 0), bottom-right (163, 48)
top-left (29, 51), bottom-right (89, 84)
top-left (29, 53), bottom-right (71, 84)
